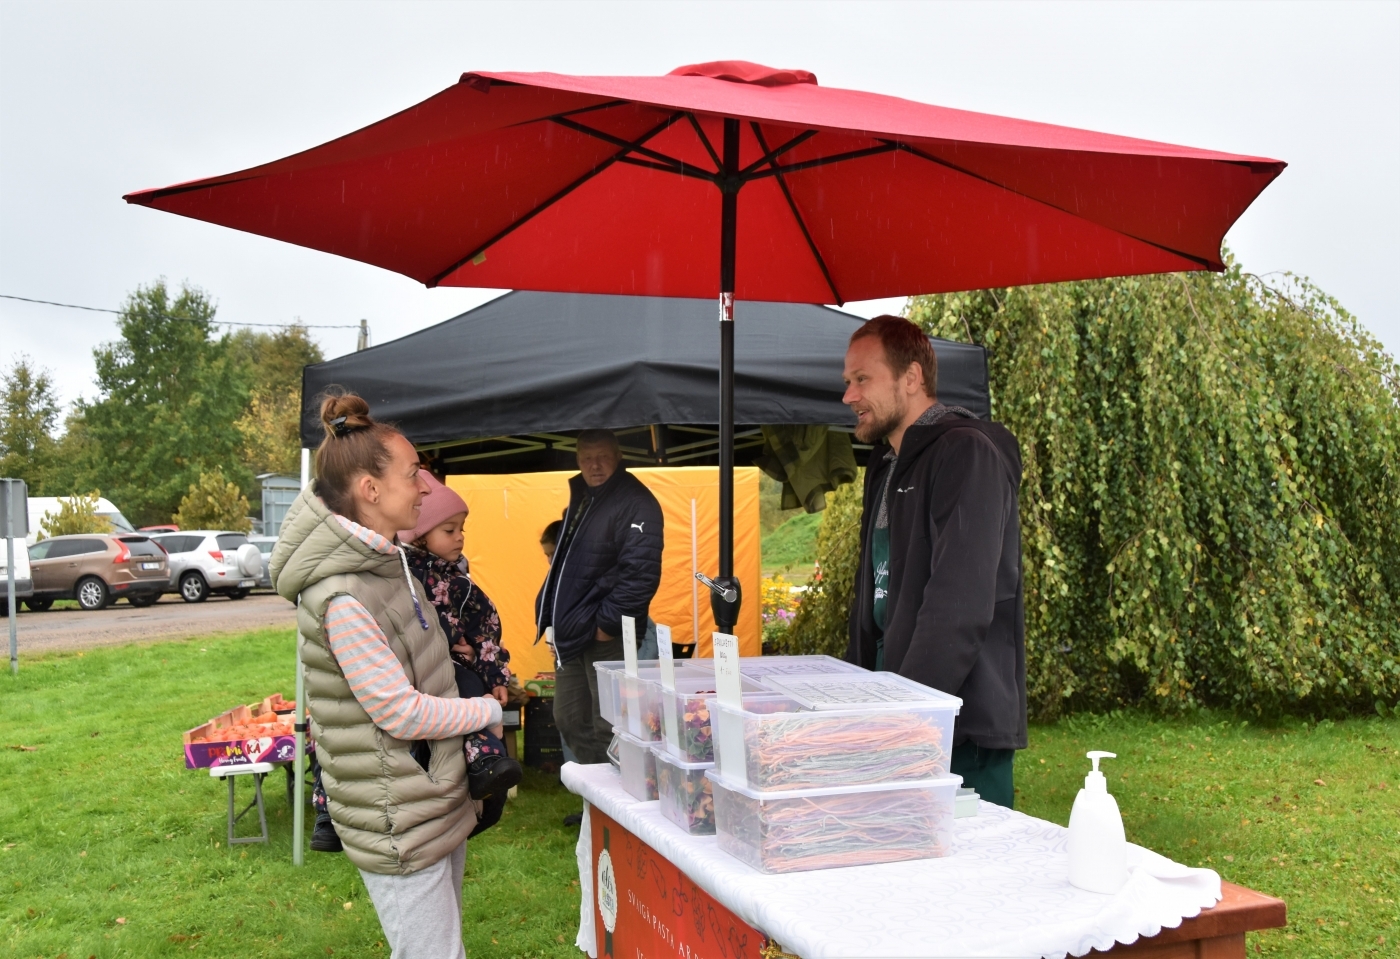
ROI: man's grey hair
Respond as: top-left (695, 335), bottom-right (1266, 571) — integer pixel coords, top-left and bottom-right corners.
top-left (576, 429), bottom-right (620, 451)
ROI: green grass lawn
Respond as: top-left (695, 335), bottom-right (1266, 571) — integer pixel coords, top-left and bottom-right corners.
top-left (761, 511), bottom-right (821, 577)
top-left (2, 631), bottom-right (1397, 958)
top-left (0, 630), bottom-right (584, 959)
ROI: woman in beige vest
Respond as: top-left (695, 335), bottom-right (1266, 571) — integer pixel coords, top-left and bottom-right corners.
top-left (272, 393), bottom-right (502, 959)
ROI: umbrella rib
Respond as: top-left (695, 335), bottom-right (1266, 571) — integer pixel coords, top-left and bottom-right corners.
top-left (548, 99), bottom-right (632, 121)
top-left (426, 112), bottom-right (686, 287)
top-left (888, 141), bottom-right (1218, 270)
top-left (743, 142), bottom-right (900, 181)
top-left (751, 124), bottom-right (843, 305)
top-left (550, 115), bottom-right (716, 181)
top-left (616, 156), bottom-right (720, 183)
top-left (684, 113), bottom-right (724, 172)
top-left (738, 129), bottom-right (819, 177)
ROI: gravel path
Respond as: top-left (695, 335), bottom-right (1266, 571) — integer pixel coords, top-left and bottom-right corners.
top-left (2, 591), bottom-right (297, 657)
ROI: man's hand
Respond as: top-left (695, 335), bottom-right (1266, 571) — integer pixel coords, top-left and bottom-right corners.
top-left (491, 685), bottom-right (508, 706)
top-left (596, 627), bottom-right (616, 643)
top-left (451, 640), bottom-right (477, 662)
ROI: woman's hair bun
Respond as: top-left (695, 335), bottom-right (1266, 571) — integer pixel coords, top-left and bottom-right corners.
top-left (319, 390), bottom-right (373, 438)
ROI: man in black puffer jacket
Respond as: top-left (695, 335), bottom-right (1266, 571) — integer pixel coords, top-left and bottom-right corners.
top-left (536, 430), bottom-right (663, 764)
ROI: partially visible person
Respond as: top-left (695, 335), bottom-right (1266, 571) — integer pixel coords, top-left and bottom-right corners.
top-left (536, 430), bottom-right (663, 764)
top-left (272, 392), bottom-right (502, 958)
top-left (540, 520), bottom-right (562, 563)
top-left (400, 473), bottom-right (524, 836)
top-left (842, 316), bottom-right (1026, 809)
top-left (539, 520), bottom-right (578, 767)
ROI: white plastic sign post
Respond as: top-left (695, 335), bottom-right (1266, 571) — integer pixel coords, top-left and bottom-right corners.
top-left (712, 633), bottom-right (743, 707)
top-left (712, 632), bottom-right (747, 785)
top-left (656, 625), bottom-right (679, 748)
top-left (656, 624), bottom-right (675, 689)
top-left (621, 616), bottom-right (638, 676)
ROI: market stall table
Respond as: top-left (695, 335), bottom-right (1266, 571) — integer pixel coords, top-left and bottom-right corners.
top-left (563, 763), bottom-right (1285, 959)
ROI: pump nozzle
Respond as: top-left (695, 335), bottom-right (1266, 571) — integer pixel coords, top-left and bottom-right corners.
top-left (1087, 751), bottom-right (1116, 772)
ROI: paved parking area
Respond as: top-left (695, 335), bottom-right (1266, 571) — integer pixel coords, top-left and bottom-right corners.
top-left (2, 591), bottom-right (298, 656)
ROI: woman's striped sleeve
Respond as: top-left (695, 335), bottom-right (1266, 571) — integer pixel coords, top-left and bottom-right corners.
top-left (323, 595), bottom-right (502, 740)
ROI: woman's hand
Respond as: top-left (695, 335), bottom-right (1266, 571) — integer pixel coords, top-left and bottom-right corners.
top-left (491, 685), bottom-right (508, 706)
top-left (450, 641), bottom-right (477, 662)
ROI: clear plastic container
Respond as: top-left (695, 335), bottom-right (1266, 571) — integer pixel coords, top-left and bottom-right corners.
top-left (595, 660), bottom-right (709, 727)
top-left (708, 674), bottom-right (961, 791)
top-left (708, 772), bottom-right (961, 874)
top-left (651, 745), bottom-right (715, 835)
top-left (660, 675), bottom-right (766, 762)
top-left (608, 728), bottom-right (658, 801)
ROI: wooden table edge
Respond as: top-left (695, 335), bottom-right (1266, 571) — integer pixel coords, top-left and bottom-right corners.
top-left (1095, 881), bottom-right (1286, 954)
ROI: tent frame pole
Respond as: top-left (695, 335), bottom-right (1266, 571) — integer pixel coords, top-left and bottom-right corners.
top-left (712, 118), bottom-right (742, 631)
top-left (292, 447), bottom-right (310, 866)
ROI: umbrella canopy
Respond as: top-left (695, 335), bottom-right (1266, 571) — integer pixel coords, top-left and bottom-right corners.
top-left (124, 60), bottom-right (1285, 626)
top-left (126, 60), bottom-right (1283, 301)
top-left (297, 290), bottom-right (991, 471)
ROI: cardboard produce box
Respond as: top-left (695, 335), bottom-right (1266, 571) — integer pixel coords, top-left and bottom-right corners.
top-left (183, 694), bottom-right (304, 769)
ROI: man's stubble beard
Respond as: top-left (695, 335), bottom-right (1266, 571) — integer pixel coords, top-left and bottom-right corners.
top-left (853, 395), bottom-right (907, 445)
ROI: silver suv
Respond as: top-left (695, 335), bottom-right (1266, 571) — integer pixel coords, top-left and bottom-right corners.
top-left (150, 531), bottom-right (263, 602)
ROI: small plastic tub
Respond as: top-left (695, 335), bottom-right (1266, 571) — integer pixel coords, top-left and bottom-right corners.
top-left (608, 728), bottom-right (658, 801)
top-left (596, 660), bottom-right (709, 728)
top-left (660, 675), bottom-right (766, 762)
top-left (651, 746), bottom-right (715, 835)
top-left (708, 673), bottom-right (961, 792)
top-left (708, 772), bottom-right (961, 874)
top-left (618, 671), bottom-right (666, 742)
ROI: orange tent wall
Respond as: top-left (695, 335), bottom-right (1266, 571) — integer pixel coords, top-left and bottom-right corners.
top-left (446, 467), bottom-right (762, 682)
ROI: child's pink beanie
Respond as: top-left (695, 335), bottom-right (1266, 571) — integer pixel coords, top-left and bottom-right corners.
top-left (399, 472), bottom-right (469, 544)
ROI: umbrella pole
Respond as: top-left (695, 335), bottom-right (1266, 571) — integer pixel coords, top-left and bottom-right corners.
top-left (713, 118), bottom-right (742, 632)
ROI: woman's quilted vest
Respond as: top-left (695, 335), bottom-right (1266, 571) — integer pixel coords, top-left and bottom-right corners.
top-left (271, 488), bottom-right (475, 874)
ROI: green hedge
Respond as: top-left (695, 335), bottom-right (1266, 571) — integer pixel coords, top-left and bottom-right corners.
top-left (786, 265), bottom-right (1400, 718)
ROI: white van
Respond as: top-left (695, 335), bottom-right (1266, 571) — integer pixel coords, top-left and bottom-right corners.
top-left (26, 496), bottom-right (137, 546)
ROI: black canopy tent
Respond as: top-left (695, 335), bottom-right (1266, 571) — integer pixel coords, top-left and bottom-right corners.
top-left (299, 291), bottom-right (990, 475)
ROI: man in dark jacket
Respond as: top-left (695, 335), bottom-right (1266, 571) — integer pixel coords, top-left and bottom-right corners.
top-left (843, 316), bottom-right (1027, 807)
top-left (536, 430), bottom-right (664, 765)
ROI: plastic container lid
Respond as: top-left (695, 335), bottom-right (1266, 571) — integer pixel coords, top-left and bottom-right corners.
top-left (706, 768), bottom-right (962, 801)
top-left (650, 742), bottom-right (714, 771)
top-left (761, 671), bottom-right (962, 711)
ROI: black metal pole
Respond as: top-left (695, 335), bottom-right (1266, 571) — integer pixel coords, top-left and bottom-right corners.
top-left (712, 118), bottom-right (742, 631)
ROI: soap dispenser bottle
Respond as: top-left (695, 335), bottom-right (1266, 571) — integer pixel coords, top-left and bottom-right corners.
top-left (1067, 750), bottom-right (1128, 894)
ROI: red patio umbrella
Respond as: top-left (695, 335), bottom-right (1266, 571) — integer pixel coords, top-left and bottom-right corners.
top-left (125, 60), bottom-right (1284, 627)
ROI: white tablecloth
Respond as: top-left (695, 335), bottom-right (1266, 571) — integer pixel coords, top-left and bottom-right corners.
top-left (563, 762), bottom-right (1220, 959)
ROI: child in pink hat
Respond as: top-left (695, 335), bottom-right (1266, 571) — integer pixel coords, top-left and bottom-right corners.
top-left (400, 473), bottom-right (522, 829)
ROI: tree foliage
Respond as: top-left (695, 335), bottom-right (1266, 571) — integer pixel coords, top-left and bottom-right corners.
top-left (788, 265), bottom-right (1400, 718)
top-left (0, 357), bottom-right (61, 490)
top-left (777, 472), bottom-right (863, 658)
top-left (229, 325), bottom-right (323, 477)
top-left (173, 468), bottom-right (252, 533)
top-left (76, 281), bottom-right (252, 527)
top-left (37, 492), bottom-right (110, 540)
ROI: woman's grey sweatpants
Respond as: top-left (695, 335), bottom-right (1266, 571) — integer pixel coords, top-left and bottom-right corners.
top-left (359, 843), bottom-right (466, 959)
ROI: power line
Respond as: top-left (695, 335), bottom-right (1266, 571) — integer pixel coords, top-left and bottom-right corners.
top-left (0, 293), bottom-right (361, 329)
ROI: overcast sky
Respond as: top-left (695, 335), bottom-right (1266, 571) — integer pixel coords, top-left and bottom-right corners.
top-left (2, 0), bottom-right (1396, 410)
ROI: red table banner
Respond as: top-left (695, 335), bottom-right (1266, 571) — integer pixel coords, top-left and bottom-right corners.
top-left (591, 807), bottom-right (766, 959)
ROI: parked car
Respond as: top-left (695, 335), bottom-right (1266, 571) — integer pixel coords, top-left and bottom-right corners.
top-left (139, 524), bottom-right (180, 534)
top-left (24, 533), bottom-right (169, 610)
top-left (150, 530), bottom-right (263, 603)
top-left (248, 535), bottom-right (277, 590)
top-left (26, 496), bottom-right (136, 546)
top-left (0, 537), bottom-right (34, 616)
